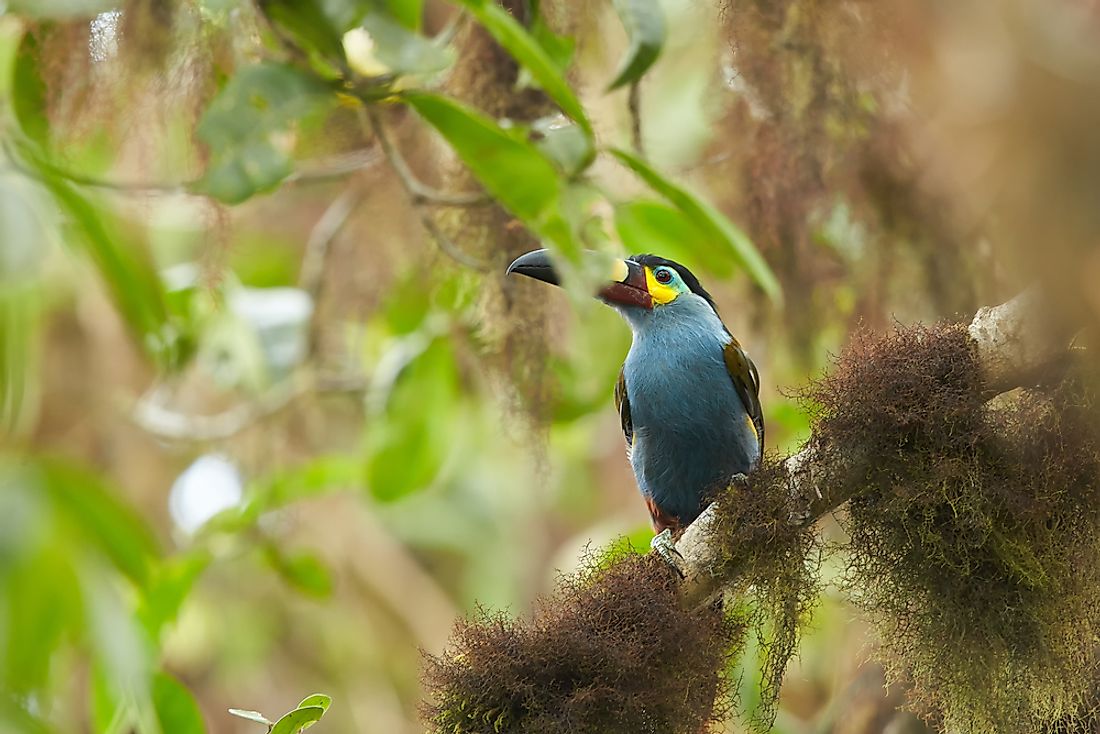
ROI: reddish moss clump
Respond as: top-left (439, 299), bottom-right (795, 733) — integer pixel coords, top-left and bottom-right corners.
top-left (422, 551), bottom-right (744, 734)
top-left (803, 323), bottom-right (1100, 733)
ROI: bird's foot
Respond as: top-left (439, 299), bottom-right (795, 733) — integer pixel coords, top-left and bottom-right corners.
top-left (650, 529), bottom-right (686, 579)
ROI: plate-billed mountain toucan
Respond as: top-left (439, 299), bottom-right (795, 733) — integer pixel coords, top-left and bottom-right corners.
top-left (507, 249), bottom-right (764, 543)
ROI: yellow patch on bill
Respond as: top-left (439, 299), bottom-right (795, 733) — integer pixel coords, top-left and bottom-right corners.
top-left (610, 259), bottom-right (629, 283)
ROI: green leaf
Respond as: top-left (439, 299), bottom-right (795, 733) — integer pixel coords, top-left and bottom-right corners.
top-left (11, 30), bottom-right (50, 147)
top-left (264, 547), bottom-right (334, 598)
top-left (614, 200), bottom-right (709, 269)
top-left (364, 337), bottom-right (456, 502)
top-left (196, 63), bottom-right (335, 203)
top-left (138, 551), bottom-right (211, 641)
top-left (152, 673), bottom-right (205, 734)
top-left (607, 0), bottom-right (665, 90)
top-left (228, 709), bottom-right (274, 726)
top-left (258, 0), bottom-right (349, 62)
top-left (609, 148), bottom-right (781, 301)
top-left (16, 146), bottom-right (181, 364)
top-left (0, 285), bottom-right (39, 432)
top-left (270, 705), bottom-right (326, 734)
top-left (296, 694), bottom-right (332, 713)
top-left (404, 92), bottom-right (578, 254)
top-left (39, 461), bottom-right (159, 587)
top-left (383, 0), bottom-right (423, 29)
top-left (447, 0), bottom-right (591, 136)
top-left (528, 11), bottom-right (574, 73)
top-left (360, 13), bottom-right (453, 76)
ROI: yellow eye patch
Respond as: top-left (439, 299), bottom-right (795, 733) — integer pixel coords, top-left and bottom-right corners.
top-left (645, 267), bottom-right (679, 305)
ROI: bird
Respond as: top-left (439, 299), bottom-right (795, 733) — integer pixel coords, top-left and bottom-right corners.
top-left (507, 249), bottom-right (764, 541)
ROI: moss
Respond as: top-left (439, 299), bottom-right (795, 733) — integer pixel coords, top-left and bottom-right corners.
top-left (704, 460), bottom-right (821, 729)
top-left (422, 549), bottom-right (744, 734)
top-left (804, 323), bottom-right (1100, 732)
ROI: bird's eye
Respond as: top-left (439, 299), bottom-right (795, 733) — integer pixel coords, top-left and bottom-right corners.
top-left (654, 267), bottom-right (673, 284)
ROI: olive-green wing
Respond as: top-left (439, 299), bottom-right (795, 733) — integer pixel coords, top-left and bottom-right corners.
top-left (614, 367), bottom-right (633, 454)
top-left (723, 341), bottom-right (765, 452)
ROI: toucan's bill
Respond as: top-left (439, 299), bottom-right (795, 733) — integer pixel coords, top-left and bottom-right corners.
top-left (506, 249), bottom-right (653, 309)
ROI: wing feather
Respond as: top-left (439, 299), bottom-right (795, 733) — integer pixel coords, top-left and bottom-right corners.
top-left (723, 341), bottom-right (765, 452)
top-left (614, 367), bottom-right (633, 457)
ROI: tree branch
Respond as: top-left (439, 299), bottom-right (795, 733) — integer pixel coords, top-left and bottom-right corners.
top-left (674, 289), bottom-right (1080, 606)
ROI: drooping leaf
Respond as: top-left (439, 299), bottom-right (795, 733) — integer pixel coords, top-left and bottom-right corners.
top-left (610, 148), bottom-right (782, 301)
top-left (0, 171), bottom-right (50, 431)
top-left (447, 0), bottom-right (591, 136)
top-left (614, 199), bottom-right (709, 270)
top-left (364, 336), bottom-right (456, 502)
top-left (382, 0), bottom-right (423, 29)
top-left (403, 92), bottom-right (579, 247)
top-left (196, 63), bottom-right (335, 204)
top-left (258, 0), bottom-right (350, 62)
top-left (264, 547), bottom-right (334, 598)
top-left (270, 705), bottom-right (326, 734)
top-left (15, 145), bottom-right (181, 364)
top-left (138, 551), bottom-right (211, 641)
top-left (0, 286), bottom-right (39, 432)
top-left (606, 0), bottom-right (665, 90)
top-left (39, 461), bottom-right (159, 587)
top-left (11, 30), bottom-right (50, 147)
top-left (152, 673), bottom-right (205, 734)
top-left (528, 11), bottom-right (574, 73)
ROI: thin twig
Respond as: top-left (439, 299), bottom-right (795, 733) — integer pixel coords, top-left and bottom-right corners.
top-left (128, 372), bottom-right (366, 443)
top-left (362, 105), bottom-right (489, 270)
top-left (1, 145), bottom-right (383, 196)
top-left (628, 81), bottom-right (644, 157)
top-left (418, 209), bottom-right (489, 271)
top-left (299, 184), bottom-right (365, 300)
top-left (362, 105), bottom-right (489, 207)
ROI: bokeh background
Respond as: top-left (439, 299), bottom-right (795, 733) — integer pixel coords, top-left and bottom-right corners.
top-left (1, 0), bottom-right (1099, 732)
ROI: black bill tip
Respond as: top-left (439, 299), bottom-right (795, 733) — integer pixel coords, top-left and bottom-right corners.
top-left (506, 248), bottom-right (561, 286)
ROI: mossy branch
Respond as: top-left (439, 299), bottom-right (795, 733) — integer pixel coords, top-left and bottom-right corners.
top-left (675, 288), bottom-right (1078, 607)
top-left (425, 288), bottom-right (1094, 734)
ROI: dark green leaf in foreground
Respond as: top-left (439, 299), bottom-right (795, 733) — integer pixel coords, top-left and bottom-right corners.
top-left (606, 0), bottom-right (666, 90)
top-left (14, 146), bottom-right (181, 365)
top-left (258, 0), bottom-right (349, 63)
top-left (610, 147), bottom-right (781, 301)
top-left (447, 0), bottom-right (591, 137)
top-left (383, 0), bottom-right (424, 29)
top-left (404, 92), bottom-right (578, 255)
top-left (196, 63), bottom-right (334, 204)
top-left (264, 547), bottom-right (334, 598)
top-left (11, 31), bottom-right (49, 147)
top-left (153, 673), bottom-right (206, 734)
top-left (39, 460), bottom-right (159, 587)
top-left (614, 199), bottom-right (709, 272)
